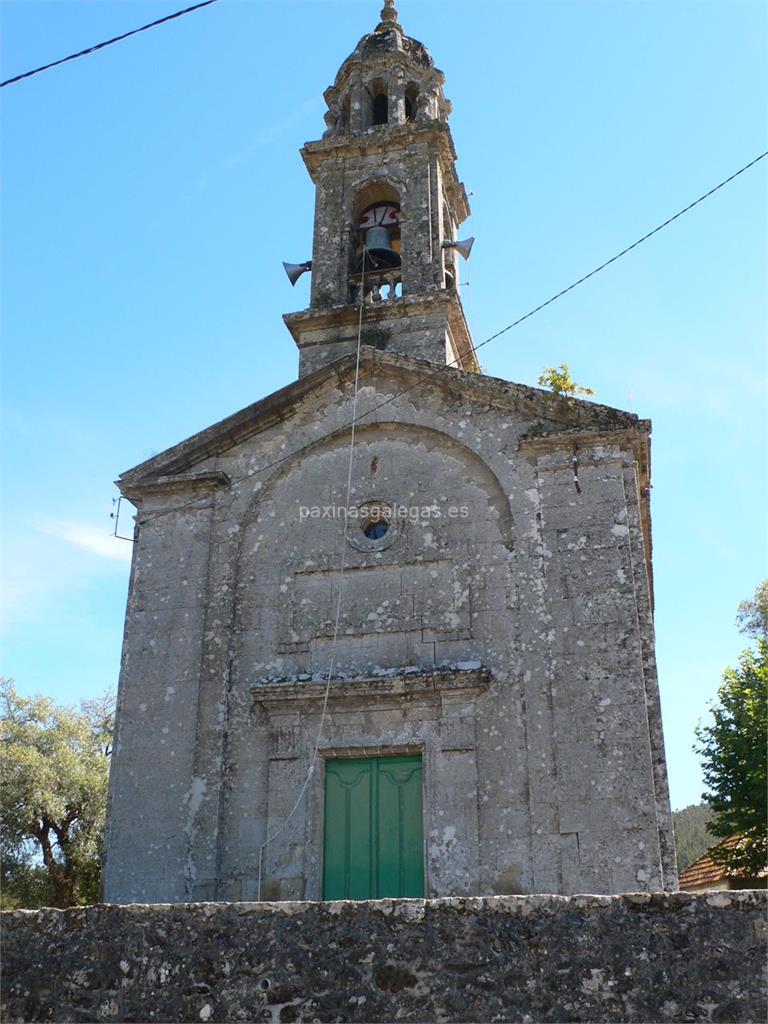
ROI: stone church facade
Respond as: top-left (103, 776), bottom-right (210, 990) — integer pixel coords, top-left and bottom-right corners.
top-left (104, 1), bottom-right (677, 904)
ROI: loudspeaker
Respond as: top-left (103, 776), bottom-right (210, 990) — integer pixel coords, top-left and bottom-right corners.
top-left (442, 236), bottom-right (475, 261)
top-left (282, 260), bottom-right (312, 286)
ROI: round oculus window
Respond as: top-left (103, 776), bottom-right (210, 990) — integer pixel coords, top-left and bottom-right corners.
top-left (362, 515), bottom-right (390, 540)
top-left (347, 501), bottom-right (398, 551)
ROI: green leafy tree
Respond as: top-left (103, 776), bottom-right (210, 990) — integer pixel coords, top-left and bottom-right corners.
top-left (537, 363), bottom-right (595, 400)
top-left (0, 679), bottom-right (114, 909)
top-left (694, 640), bottom-right (768, 877)
top-left (736, 579), bottom-right (768, 640)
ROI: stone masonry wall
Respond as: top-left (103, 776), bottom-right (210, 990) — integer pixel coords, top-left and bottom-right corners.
top-left (105, 355), bottom-right (675, 905)
top-left (2, 891), bottom-right (765, 1024)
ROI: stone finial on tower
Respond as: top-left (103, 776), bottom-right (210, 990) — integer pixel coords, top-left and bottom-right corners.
top-left (376, 0), bottom-right (402, 33)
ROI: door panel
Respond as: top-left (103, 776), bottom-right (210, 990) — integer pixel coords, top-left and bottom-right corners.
top-left (323, 760), bottom-right (372, 900)
top-left (377, 757), bottom-right (424, 898)
top-left (323, 754), bottom-right (424, 900)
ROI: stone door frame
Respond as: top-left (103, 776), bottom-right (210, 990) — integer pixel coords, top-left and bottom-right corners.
top-left (252, 667), bottom-right (490, 900)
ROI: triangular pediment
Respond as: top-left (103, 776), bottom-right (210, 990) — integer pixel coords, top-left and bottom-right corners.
top-left (118, 348), bottom-right (648, 496)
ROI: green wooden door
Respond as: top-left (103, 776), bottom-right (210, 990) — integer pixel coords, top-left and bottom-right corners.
top-left (323, 754), bottom-right (424, 900)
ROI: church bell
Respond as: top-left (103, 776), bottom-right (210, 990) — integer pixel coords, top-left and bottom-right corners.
top-left (364, 226), bottom-right (401, 269)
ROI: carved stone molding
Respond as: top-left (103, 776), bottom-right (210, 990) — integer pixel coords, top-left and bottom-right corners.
top-left (441, 717), bottom-right (476, 751)
top-left (268, 724), bottom-right (302, 760)
top-left (252, 665), bottom-right (490, 711)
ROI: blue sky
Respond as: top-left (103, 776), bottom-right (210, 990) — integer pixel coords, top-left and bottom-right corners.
top-left (1, 0), bottom-right (766, 811)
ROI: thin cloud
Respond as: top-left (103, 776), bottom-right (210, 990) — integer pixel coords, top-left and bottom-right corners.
top-left (222, 96), bottom-right (323, 169)
top-left (39, 520), bottom-right (133, 563)
top-left (180, 95), bottom-right (324, 201)
top-left (1, 524), bottom-right (129, 634)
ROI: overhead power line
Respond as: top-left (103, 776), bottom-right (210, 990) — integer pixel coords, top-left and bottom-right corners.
top-left (1, 0), bottom-right (222, 88)
top-left (333, 148), bottom-right (768, 434)
top-left (132, 147), bottom-right (767, 528)
top-left (469, 149), bottom-right (768, 358)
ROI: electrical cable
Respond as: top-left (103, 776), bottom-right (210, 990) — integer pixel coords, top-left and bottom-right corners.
top-left (1, 0), bottom-right (222, 88)
top-left (132, 148), bottom-right (768, 528)
top-left (348, 149), bottom-right (768, 430)
top-left (255, 251), bottom-right (369, 901)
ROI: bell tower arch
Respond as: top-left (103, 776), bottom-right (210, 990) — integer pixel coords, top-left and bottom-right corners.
top-left (283, 1), bottom-right (478, 378)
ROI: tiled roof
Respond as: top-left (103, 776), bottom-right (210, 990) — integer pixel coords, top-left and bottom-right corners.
top-left (678, 848), bottom-right (729, 889)
top-left (678, 835), bottom-right (762, 890)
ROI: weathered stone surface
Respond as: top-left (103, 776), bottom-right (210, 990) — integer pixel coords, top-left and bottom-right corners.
top-left (2, 892), bottom-right (765, 1023)
top-left (104, 344), bottom-right (675, 904)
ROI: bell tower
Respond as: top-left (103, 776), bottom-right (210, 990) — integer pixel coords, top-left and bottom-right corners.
top-left (284, 1), bottom-right (478, 378)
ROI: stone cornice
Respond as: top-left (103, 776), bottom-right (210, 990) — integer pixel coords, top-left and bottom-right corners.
top-left (251, 665), bottom-right (491, 709)
top-left (517, 424), bottom-right (651, 505)
top-left (283, 290), bottom-right (476, 371)
top-left (119, 471), bottom-right (231, 502)
top-left (284, 292), bottom-right (451, 337)
top-left (301, 122), bottom-right (458, 168)
top-left (518, 425), bottom-right (650, 459)
top-left (300, 122), bottom-right (468, 221)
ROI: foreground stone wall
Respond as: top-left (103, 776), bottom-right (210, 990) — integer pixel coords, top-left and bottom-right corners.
top-left (3, 891), bottom-right (765, 1023)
